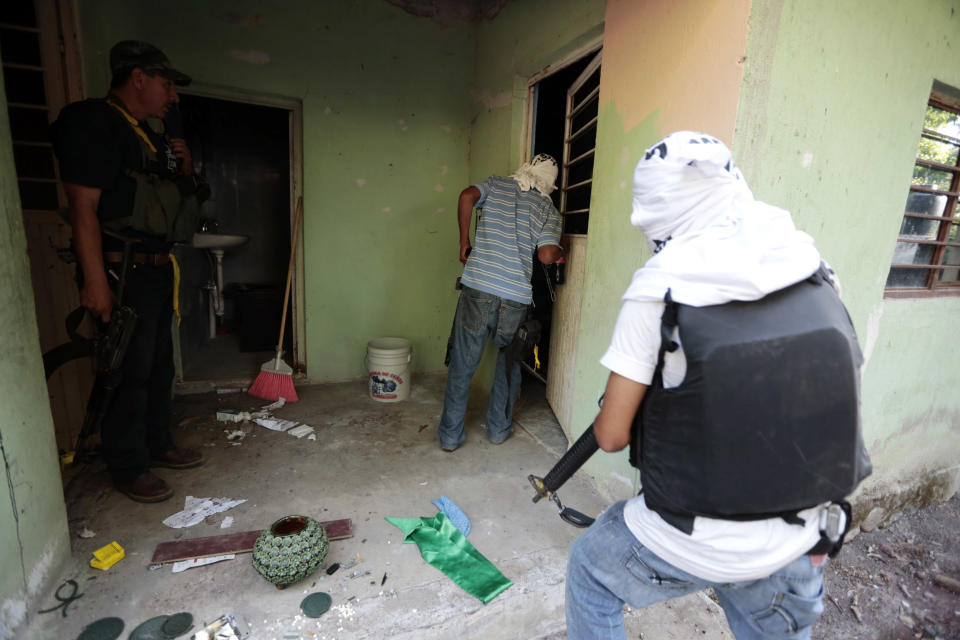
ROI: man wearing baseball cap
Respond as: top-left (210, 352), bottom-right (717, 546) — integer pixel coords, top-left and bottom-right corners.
top-left (52, 41), bottom-right (208, 502)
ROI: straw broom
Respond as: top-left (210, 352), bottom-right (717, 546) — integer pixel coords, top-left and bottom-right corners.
top-left (248, 196), bottom-right (303, 402)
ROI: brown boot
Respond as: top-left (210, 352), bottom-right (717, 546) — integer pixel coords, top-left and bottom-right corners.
top-left (116, 471), bottom-right (174, 503)
top-left (151, 447), bottom-right (206, 470)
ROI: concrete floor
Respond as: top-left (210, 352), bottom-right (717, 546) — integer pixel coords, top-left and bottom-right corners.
top-left (27, 373), bottom-right (732, 639)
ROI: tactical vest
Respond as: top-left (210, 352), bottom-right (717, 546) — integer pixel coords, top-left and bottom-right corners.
top-left (630, 267), bottom-right (872, 535)
top-left (103, 98), bottom-right (199, 243)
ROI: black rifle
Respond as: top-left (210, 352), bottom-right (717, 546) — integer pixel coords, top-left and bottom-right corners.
top-left (528, 422), bottom-right (600, 527)
top-left (70, 231), bottom-right (140, 466)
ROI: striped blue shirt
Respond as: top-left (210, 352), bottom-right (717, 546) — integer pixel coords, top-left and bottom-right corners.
top-left (460, 175), bottom-right (563, 304)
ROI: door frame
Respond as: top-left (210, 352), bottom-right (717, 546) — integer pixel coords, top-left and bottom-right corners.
top-left (522, 37), bottom-right (603, 163)
top-left (176, 85), bottom-right (307, 372)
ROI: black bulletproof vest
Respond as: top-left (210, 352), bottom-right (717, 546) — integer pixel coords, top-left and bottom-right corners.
top-left (631, 269), bottom-right (872, 534)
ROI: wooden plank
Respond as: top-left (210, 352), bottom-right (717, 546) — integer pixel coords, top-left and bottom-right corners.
top-left (151, 518), bottom-right (352, 564)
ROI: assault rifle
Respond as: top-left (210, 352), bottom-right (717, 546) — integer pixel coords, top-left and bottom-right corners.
top-left (41, 229), bottom-right (140, 465)
top-left (528, 421), bottom-right (600, 527)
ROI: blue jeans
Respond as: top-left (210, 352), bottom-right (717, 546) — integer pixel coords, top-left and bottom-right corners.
top-left (566, 501), bottom-right (825, 640)
top-left (438, 286), bottom-right (528, 449)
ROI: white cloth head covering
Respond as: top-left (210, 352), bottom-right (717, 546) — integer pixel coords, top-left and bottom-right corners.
top-left (510, 153), bottom-right (558, 196)
top-left (623, 131), bottom-right (821, 307)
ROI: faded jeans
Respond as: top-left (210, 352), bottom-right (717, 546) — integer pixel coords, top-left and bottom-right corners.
top-left (566, 501), bottom-right (825, 640)
top-left (437, 286), bottom-right (527, 450)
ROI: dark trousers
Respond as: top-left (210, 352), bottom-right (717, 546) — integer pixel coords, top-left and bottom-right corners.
top-left (101, 263), bottom-right (175, 483)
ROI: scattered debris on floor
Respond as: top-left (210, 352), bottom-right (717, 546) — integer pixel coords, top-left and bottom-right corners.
top-left (192, 611), bottom-right (249, 639)
top-left (163, 496), bottom-right (247, 529)
top-left (224, 429), bottom-right (247, 443)
top-left (90, 541), bottom-right (125, 570)
top-left (287, 424), bottom-right (316, 440)
top-left (254, 417), bottom-right (299, 432)
top-left (78, 526), bottom-right (96, 539)
top-left (300, 592), bottom-right (332, 618)
top-left (217, 409), bottom-right (252, 423)
top-left (221, 516), bottom-right (234, 529)
top-left (261, 398), bottom-right (286, 411)
top-left (171, 554), bottom-right (236, 573)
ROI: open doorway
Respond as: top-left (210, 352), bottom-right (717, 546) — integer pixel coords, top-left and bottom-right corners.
top-left (173, 93), bottom-right (301, 385)
top-left (525, 48), bottom-right (601, 381)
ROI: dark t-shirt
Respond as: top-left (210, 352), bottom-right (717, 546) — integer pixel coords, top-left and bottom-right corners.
top-left (51, 97), bottom-right (179, 252)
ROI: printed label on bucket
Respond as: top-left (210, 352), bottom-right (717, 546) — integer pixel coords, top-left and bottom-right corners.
top-left (370, 371), bottom-right (404, 399)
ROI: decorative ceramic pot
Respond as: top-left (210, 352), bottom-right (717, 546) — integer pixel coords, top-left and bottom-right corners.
top-left (252, 515), bottom-right (329, 588)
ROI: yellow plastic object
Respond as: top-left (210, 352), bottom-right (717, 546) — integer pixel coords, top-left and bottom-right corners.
top-left (89, 541), bottom-right (125, 570)
top-left (170, 252), bottom-right (181, 326)
top-left (59, 452), bottom-right (75, 466)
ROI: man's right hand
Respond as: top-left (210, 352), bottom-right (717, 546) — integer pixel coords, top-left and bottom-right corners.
top-left (81, 275), bottom-right (114, 323)
top-left (63, 182), bottom-right (112, 322)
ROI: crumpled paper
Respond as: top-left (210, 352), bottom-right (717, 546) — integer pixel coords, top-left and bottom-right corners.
top-left (163, 496), bottom-right (246, 529)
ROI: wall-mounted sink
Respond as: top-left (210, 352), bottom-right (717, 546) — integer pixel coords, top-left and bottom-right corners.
top-left (192, 232), bottom-right (249, 249)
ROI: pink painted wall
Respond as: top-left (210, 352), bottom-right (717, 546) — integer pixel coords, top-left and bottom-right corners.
top-left (601, 0), bottom-right (751, 143)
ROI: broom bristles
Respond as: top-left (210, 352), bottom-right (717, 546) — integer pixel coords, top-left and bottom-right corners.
top-left (248, 369), bottom-right (299, 403)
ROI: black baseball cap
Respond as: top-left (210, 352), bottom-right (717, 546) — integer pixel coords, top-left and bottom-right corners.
top-left (109, 40), bottom-right (191, 86)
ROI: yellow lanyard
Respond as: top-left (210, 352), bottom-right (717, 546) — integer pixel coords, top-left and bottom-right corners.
top-left (106, 99), bottom-right (158, 153)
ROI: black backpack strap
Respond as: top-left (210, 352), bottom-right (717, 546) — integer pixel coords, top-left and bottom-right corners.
top-left (629, 289), bottom-right (679, 469)
top-left (657, 289), bottom-right (680, 368)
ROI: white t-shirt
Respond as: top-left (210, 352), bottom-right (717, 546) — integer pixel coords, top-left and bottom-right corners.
top-left (600, 299), bottom-right (823, 583)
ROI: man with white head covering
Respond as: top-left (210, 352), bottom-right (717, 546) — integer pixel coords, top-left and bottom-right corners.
top-left (437, 154), bottom-right (565, 451)
top-left (564, 132), bottom-right (870, 639)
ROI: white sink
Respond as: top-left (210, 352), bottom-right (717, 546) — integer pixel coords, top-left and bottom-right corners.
top-left (192, 232), bottom-right (249, 249)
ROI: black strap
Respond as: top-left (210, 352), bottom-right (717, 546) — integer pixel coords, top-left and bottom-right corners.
top-left (559, 507), bottom-right (595, 528)
top-left (806, 501), bottom-right (853, 558)
top-left (630, 290), bottom-right (677, 469)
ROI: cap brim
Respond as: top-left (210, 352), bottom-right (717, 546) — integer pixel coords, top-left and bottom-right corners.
top-left (163, 69), bottom-right (192, 87)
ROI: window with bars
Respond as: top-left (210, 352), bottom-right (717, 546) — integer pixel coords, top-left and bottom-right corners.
top-left (559, 51), bottom-right (600, 235)
top-left (886, 88), bottom-right (960, 296)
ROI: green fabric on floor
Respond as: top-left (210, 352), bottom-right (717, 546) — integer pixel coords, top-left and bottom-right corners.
top-left (385, 512), bottom-right (513, 604)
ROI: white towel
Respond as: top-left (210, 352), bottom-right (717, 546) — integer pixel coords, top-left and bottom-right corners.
top-left (623, 131), bottom-right (821, 307)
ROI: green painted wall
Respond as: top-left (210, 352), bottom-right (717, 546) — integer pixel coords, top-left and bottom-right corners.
top-left (0, 68), bottom-right (71, 638)
top-left (466, 0), bottom-right (605, 388)
top-left (74, 0), bottom-right (607, 386)
top-left (570, 0), bottom-right (960, 503)
top-left (733, 0), bottom-right (960, 496)
top-left (75, 0), bottom-right (475, 381)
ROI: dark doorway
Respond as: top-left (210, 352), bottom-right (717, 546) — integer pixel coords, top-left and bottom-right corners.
top-left (526, 50), bottom-right (600, 380)
top-left (175, 95), bottom-right (293, 383)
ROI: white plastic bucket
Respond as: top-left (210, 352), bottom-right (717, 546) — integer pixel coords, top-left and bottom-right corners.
top-left (366, 337), bottom-right (412, 402)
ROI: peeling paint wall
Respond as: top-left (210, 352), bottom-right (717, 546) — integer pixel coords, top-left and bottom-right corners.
top-left (569, 0), bottom-right (751, 499)
top-left (0, 67), bottom-right (71, 640)
top-left (75, 0), bottom-right (476, 381)
top-left (733, 0), bottom-right (960, 512)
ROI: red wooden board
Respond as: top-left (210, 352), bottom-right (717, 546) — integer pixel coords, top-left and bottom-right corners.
top-left (151, 518), bottom-right (352, 564)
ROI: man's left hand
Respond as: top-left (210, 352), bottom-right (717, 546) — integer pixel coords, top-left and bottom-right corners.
top-left (169, 138), bottom-right (193, 175)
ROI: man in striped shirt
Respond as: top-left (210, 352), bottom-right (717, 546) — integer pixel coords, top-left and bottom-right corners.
top-left (438, 155), bottom-right (564, 451)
